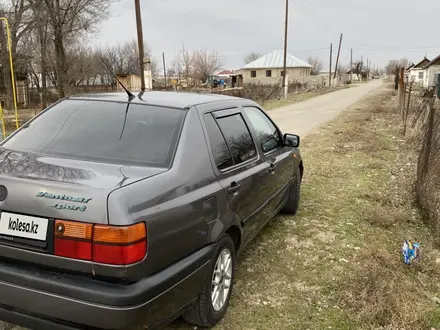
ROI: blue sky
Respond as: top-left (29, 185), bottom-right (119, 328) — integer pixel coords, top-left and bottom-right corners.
top-left (92, 0), bottom-right (440, 71)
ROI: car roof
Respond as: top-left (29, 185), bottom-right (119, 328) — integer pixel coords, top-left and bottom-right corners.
top-left (68, 91), bottom-right (242, 109)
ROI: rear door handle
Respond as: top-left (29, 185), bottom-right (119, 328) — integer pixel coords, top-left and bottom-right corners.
top-left (227, 182), bottom-right (241, 194)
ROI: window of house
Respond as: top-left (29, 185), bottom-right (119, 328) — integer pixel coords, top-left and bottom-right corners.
top-left (251, 70), bottom-right (257, 78)
top-left (266, 70), bottom-right (272, 77)
top-left (203, 114), bottom-right (234, 170)
top-left (215, 114), bottom-right (257, 165)
top-left (419, 72), bottom-right (424, 79)
top-left (244, 107), bottom-right (282, 153)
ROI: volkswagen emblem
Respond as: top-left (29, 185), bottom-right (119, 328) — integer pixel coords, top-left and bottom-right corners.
top-left (0, 186), bottom-right (7, 202)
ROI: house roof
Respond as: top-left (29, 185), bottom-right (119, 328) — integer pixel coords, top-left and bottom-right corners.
top-left (412, 57), bottom-right (430, 69)
top-left (217, 70), bottom-right (235, 75)
top-left (406, 63), bottom-right (415, 71)
top-left (423, 55), bottom-right (440, 69)
top-left (243, 50), bottom-right (312, 69)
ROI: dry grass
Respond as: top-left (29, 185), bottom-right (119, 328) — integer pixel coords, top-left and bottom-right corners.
top-left (263, 85), bottom-right (351, 110)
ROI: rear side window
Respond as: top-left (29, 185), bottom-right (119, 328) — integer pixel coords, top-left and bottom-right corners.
top-left (1, 100), bottom-right (185, 167)
top-left (215, 114), bottom-right (257, 165)
top-left (203, 114), bottom-right (234, 170)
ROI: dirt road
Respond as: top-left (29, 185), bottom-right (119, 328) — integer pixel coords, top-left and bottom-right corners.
top-left (270, 80), bottom-right (383, 136)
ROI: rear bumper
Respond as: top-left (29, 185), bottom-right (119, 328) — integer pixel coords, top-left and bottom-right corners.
top-left (0, 244), bottom-right (216, 330)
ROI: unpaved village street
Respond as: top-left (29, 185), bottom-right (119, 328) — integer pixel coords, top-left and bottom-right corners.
top-left (270, 80), bottom-right (383, 136)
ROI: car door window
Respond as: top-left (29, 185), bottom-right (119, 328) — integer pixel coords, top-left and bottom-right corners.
top-left (244, 106), bottom-right (282, 153)
top-left (203, 114), bottom-right (234, 170)
top-left (215, 113), bottom-right (257, 165)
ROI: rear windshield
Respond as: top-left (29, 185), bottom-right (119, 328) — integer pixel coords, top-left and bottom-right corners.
top-left (1, 99), bottom-right (186, 167)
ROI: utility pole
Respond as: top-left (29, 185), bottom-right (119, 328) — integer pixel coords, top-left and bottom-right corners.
top-left (360, 55), bottom-right (363, 83)
top-left (134, 0), bottom-right (145, 92)
top-left (333, 33), bottom-right (343, 81)
top-left (162, 52), bottom-right (167, 88)
top-left (282, 0), bottom-right (289, 99)
top-left (367, 58), bottom-right (369, 79)
top-left (329, 43), bottom-right (332, 87)
top-left (334, 33), bottom-right (342, 79)
top-left (350, 48), bottom-right (353, 83)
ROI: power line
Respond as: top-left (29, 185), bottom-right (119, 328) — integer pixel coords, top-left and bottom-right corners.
top-left (353, 45), bottom-right (440, 51)
top-left (349, 40), bottom-right (440, 49)
top-left (298, 0), bottom-right (337, 37)
top-left (353, 47), bottom-right (440, 53)
top-left (292, 47), bottom-right (329, 52)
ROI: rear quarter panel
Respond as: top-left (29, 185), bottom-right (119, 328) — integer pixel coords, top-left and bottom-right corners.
top-left (107, 107), bottom-right (238, 278)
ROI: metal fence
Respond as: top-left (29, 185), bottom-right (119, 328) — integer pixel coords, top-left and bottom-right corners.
top-left (400, 83), bottom-right (440, 234)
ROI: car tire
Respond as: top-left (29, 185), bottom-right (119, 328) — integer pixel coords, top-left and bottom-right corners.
top-left (282, 166), bottom-right (301, 215)
top-left (183, 234), bottom-right (236, 327)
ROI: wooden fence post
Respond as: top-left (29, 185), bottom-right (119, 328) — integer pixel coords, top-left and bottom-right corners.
top-left (420, 96), bottom-right (436, 181)
top-left (403, 82), bottom-right (412, 135)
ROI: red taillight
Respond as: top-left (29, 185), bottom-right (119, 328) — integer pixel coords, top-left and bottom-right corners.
top-left (54, 220), bottom-right (147, 265)
top-left (54, 220), bottom-right (92, 261)
top-left (93, 223), bottom-right (147, 265)
top-left (54, 239), bottom-right (92, 261)
top-left (93, 241), bottom-right (147, 265)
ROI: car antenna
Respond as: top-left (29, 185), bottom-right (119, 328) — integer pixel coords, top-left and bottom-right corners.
top-left (119, 102), bottom-right (130, 140)
top-left (98, 56), bottom-right (135, 101)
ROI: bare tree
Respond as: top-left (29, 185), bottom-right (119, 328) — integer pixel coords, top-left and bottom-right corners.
top-left (98, 40), bottom-right (157, 79)
top-left (40, 0), bottom-right (114, 98)
top-left (244, 52), bottom-right (261, 64)
top-left (27, 0), bottom-right (51, 107)
top-left (307, 56), bottom-right (324, 75)
top-left (65, 44), bottom-right (98, 87)
top-left (173, 43), bottom-right (194, 83)
top-left (338, 63), bottom-right (349, 74)
top-left (0, 0), bottom-right (34, 107)
top-left (192, 49), bottom-right (225, 83)
top-left (385, 58), bottom-right (410, 75)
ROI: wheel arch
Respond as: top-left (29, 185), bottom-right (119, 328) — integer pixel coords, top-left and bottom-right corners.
top-left (225, 225), bottom-right (241, 253)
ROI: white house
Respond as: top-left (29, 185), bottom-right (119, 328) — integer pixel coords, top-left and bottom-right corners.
top-left (236, 50), bottom-right (312, 83)
top-left (408, 57), bottom-right (430, 85)
top-left (423, 55), bottom-right (440, 88)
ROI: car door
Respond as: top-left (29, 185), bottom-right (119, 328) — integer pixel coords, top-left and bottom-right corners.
top-left (242, 105), bottom-right (295, 217)
top-left (202, 108), bottom-right (271, 244)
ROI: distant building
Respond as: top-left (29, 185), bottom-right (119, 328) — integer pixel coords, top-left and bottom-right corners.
top-left (115, 74), bottom-right (141, 92)
top-left (408, 57), bottom-right (430, 85)
top-left (217, 70), bottom-right (235, 77)
top-left (422, 55), bottom-right (440, 88)
top-left (236, 50), bottom-right (312, 83)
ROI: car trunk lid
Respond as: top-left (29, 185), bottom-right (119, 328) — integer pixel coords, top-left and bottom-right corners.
top-left (0, 148), bottom-right (166, 224)
top-left (0, 148), bottom-right (164, 258)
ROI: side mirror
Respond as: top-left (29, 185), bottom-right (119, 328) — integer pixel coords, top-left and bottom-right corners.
top-left (283, 133), bottom-right (300, 148)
